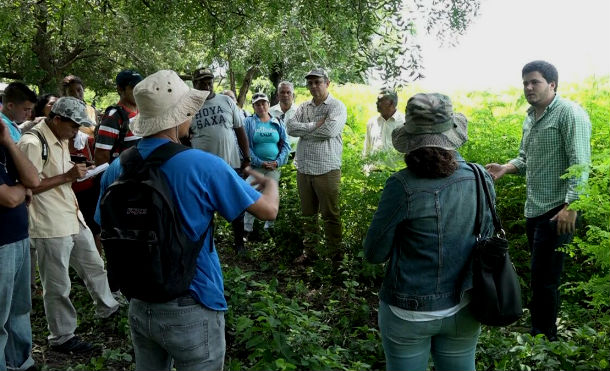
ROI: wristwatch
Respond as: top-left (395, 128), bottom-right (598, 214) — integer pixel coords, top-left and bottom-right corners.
top-left (243, 156), bottom-right (251, 163)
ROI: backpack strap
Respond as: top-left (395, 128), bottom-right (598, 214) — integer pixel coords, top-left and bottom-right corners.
top-left (114, 106), bottom-right (131, 154)
top-left (144, 141), bottom-right (190, 168)
top-left (97, 105), bottom-right (132, 161)
top-left (118, 141), bottom-right (188, 180)
top-left (117, 141), bottom-right (214, 251)
top-left (146, 142), bottom-right (214, 251)
top-left (24, 128), bottom-right (49, 165)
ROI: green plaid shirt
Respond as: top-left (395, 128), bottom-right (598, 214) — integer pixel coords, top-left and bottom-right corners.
top-left (509, 95), bottom-right (591, 218)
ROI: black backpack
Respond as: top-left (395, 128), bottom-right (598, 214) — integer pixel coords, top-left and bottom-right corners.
top-left (100, 142), bottom-right (212, 303)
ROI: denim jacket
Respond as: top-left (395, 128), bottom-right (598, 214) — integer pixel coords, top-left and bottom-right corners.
top-left (244, 114), bottom-right (291, 168)
top-left (363, 155), bottom-right (495, 311)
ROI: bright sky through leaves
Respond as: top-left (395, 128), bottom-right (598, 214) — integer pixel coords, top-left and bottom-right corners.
top-left (416, 0), bottom-right (610, 91)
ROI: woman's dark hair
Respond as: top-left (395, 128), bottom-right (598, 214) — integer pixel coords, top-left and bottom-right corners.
top-left (34, 94), bottom-right (57, 117)
top-left (60, 75), bottom-right (84, 96)
top-left (405, 147), bottom-right (458, 178)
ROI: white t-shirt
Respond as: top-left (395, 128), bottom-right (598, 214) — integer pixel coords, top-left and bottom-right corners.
top-left (191, 94), bottom-right (244, 168)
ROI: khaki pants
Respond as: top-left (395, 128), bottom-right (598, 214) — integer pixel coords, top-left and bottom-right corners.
top-left (296, 169), bottom-right (342, 257)
top-left (31, 222), bottom-right (118, 346)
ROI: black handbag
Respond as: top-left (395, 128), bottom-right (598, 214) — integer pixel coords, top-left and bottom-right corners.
top-left (468, 163), bottom-right (523, 326)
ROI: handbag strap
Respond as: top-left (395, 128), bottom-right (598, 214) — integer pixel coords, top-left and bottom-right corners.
top-left (468, 163), bottom-right (504, 236)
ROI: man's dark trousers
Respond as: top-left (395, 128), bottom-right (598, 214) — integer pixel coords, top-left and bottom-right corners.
top-left (526, 204), bottom-right (573, 339)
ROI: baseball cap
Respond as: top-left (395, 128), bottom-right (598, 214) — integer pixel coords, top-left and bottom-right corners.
top-left (50, 97), bottom-right (94, 127)
top-left (192, 68), bottom-right (214, 81)
top-left (116, 70), bottom-right (143, 88)
top-left (305, 68), bottom-right (329, 80)
top-left (251, 92), bottom-right (269, 104)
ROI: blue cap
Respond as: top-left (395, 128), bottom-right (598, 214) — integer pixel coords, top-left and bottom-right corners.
top-left (116, 70), bottom-right (143, 88)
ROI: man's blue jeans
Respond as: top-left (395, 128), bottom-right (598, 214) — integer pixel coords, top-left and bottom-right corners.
top-left (0, 238), bottom-right (35, 371)
top-left (378, 301), bottom-right (480, 371)
top-left (526, 205), bottom-right (572, 339)
top-left (129, 296), bottom-right (225, 371)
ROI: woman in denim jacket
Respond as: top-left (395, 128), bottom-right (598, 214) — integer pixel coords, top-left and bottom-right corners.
top-left (243, 92), bottom-right (290, 238)
top-left (364, 93), bottom-right (495, 371)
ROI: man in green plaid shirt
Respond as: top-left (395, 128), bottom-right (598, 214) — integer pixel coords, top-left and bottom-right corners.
top-left (486, 60), bottom-right (591, 341)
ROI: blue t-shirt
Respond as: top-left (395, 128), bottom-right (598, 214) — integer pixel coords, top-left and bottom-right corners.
top-left (0, 112), bottom-right (21, 142)
top-left (95, 138), bottom-right (261, 310)
top-left (0, 145), bottom-right (28, 245)
top-left (253, 121), bottom-right (280, 161)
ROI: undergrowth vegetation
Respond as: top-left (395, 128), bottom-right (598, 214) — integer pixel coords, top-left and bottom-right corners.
top-left (32, 77), bottom-right (609, 370)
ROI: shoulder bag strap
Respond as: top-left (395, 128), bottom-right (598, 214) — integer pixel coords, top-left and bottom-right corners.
top-left (469, 163), bottom-right (504, 234)
top-left (468, 162), bottom-right (484, 237)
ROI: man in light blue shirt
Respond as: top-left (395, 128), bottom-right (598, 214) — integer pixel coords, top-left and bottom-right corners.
top-left (0, 82), bottom-right (37, 142)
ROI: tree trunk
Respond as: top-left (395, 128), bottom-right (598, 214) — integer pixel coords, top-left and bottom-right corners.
top-left (227, 53), bottom-right (236, 93)
top-left (268, 62), bottom-right (284, 106)
top-left (236, 66), bottom-right (258, 108)
top-left (32, 0), bottom-right (57, 93)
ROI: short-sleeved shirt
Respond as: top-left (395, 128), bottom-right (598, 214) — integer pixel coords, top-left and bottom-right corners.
top-left (1, 112), bottom-right (21, 142)
top-left (190, 94), bottom-right (244, 168)
top-left (17, 121), bottom-right (86, 238)
top-left (0, 144), bottom-right (28, 245)
top-left (95, 103), bottom-right (140, 162)
top-left (95, 138), bottom-right (261, 311)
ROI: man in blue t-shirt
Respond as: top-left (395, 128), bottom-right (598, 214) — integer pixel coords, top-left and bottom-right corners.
top-left (0, 82), bottom-right (37, 142)
top-left (0, 117), bottom-right (40, 370)
top-left (95, 70), bottom-right (279, 371)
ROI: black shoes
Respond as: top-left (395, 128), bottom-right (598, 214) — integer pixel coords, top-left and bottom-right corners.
top-left (50, 336), bottom-right (98, 354)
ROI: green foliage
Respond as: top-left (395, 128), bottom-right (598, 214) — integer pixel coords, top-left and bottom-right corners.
top-left (224, 267), bottom-right (373, 370)
top-left (0, 0), bottom-right (480, 95)
top-left (560, 78), bottom-right (610, 311)
top-left (29, 76), bottom-right (609, 370)
top-left (477, 306), bottom-right (610, 371)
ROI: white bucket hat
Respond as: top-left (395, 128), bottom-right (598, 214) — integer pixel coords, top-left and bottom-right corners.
top-left (130, 70), bottom-right (209, 137)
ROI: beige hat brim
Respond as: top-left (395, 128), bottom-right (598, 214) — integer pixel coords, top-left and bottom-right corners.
top-left (392, 113), bottom-right (468, 154)
top-left (130, 88), bottom-right (209, 137)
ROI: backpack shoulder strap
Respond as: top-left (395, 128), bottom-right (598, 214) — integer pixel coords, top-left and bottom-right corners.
top-left (118, 146), bottom-right (143, 180)
top-left (144, 141), bottom-right (190, 168)
top-left (117, 141), bottom-right (189, 180)
top-left (99, 105), bottom-right (131, 157)
top-left (24, 128), bottom-right (49, 165)
top-left (147, 142), bottom-right (213, 250)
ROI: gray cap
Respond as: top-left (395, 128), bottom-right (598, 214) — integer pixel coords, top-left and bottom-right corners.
top-left (192, 68), bottom-right (214, 81)
top-left (50, 97), bottom-right (94, 127)
top-left (305, 68), bottom-right (329, 80)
